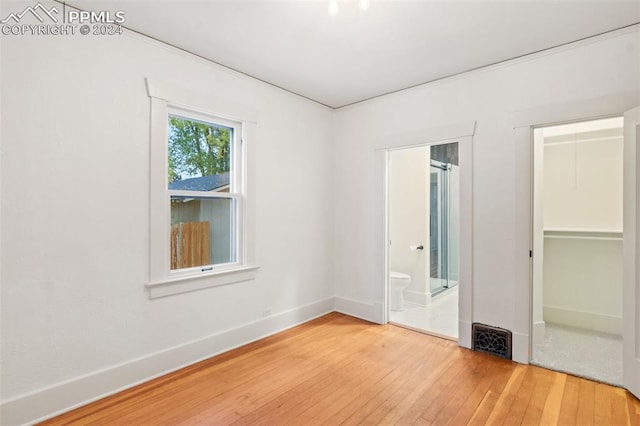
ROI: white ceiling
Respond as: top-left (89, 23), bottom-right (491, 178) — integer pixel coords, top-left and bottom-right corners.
top-left (71, 0), bottom-right (640, 108)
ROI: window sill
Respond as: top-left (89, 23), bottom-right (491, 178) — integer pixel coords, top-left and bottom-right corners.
top-left (146, 266), bottom-right (259, 299)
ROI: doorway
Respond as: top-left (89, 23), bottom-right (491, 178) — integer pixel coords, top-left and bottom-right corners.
top-left (388, 142), bottom-right (459, 340)
top-left (530, 117), bottom-right (624, 385)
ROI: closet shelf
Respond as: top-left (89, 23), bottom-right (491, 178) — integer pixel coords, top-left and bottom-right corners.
top-left (543, 229), bottom-right (622, 241)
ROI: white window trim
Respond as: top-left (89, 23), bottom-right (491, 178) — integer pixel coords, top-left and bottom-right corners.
top-left (145, 78), bottom-right (258, 298)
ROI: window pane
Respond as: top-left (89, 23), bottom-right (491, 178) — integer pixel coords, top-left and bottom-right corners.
top-left (170, 196), bottom-right (236, 270)
top-left (168, 115), bottom-right (232, 192)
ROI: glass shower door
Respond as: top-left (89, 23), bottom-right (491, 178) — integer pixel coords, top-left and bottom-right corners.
top-left (429, 158), bottom-right (459, 295)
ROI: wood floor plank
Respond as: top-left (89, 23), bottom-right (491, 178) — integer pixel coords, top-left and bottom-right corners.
top-left (576, 377), bottom-right (596, 426)
top-left (520, 366), bottom-right (555, 426)
top-left (296, 330), bottom-right (451, 424)
top-left (483, 363), bottom-right (528, 425)
top-left (254, 326), bottom-right (419, 424)
top-left (377, 351), bottom-right (460, 424)
top-left (626, 390), bottom-right (640, 425)
top-left (318, 333), bottom-right (456, 425)
top-left (419, 353), bottom-right (487, 424)
top-left (175, 325), bottom-right (386, 424)
top-left (557, 374), bottom-right (581, 425)
top-left (39, 313), bottom-right (639, 426)
top-left (501, 363), bottom-right (538, 425)
top-left (465, 362), bottom-right (516, 426)
top-left (466, 389), bottom-right (501, 426)
top-left (539, 372), bottom-right (567, 425)
top-left (326, 331), bottom-right (449, 425)
top-left (594, 383), bottom-right (628, 426)
top-left (392, 348), bottom-right (472, 424)
top-left (231, 328), bottom-right (421, 426)
top-left (350, 345), bottom-right (453, 424)
top-left (440, 356), bottom-right (510, 425)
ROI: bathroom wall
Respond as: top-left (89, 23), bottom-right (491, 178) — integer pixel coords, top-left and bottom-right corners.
top-left (540, 122), bottom-right (624, 334)
top-left (389, 146), bottom-right (430, 304)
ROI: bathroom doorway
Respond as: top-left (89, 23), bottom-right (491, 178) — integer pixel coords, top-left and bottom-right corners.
top-left (388, 142), bottom-right (459, 340)
top-left (530, 117), bottom-right (624, 385)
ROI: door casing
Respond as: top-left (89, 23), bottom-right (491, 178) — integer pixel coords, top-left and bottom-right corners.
top-left (510, 91), bottom-right (639, 367)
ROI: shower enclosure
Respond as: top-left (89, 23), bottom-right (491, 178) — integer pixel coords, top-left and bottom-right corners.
top-left (429, 143), bottom-right (459, 295)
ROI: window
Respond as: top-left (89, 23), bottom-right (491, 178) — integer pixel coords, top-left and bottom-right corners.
top-left (146, 79), bottom-right (257, 298)
top-left (167, 110), bottom-right (241, 271)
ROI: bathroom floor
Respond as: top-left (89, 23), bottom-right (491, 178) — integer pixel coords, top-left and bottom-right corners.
top-left (531, 322), bottom-right (622, 386)
top-left (389, 285), bottom-right (458, 340)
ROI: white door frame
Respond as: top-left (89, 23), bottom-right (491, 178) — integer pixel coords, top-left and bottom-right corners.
top-left (373, 121), bottom-right (475, 348)
top-left (511, 91), bottom-right (639, 364)
top-left (623, 106), bottom-right (640, 397)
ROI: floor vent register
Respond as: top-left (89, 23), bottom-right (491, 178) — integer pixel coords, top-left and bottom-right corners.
top-left (472, 323), bottom-right (512, 360)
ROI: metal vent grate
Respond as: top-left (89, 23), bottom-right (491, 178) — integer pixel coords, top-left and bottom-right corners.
top-left (472, 323), bottom-right (512, 360)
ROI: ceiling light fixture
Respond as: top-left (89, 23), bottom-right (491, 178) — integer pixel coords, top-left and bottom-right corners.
top-left (359, 0), bottom-right (370, 11)
top-left (328, 0), bottom-right (339, 16)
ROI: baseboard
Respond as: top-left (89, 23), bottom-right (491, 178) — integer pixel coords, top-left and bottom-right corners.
top-left (404, 290), bottom-right (431, 306)
top-left (0, 297), bottom-right (335, 426)
top-left (543, 306), bottom-right (622, 335)
top-left (334, 296), bottom-right (384, 324)
top-left (512, 331), bottom-right (530, 364)
top-left (458, 319), bottom-right (472, 349)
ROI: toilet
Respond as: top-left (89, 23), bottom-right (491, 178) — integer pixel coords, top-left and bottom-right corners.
top-left (390, 271), bottom-right (411, 311)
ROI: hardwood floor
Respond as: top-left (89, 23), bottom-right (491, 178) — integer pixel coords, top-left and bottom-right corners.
top-left (42, 313), bottom-right (640, 425)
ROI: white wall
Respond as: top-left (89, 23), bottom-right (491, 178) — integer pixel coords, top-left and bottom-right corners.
top-left (333, 29), bottom-right (640, 353)
top-left (389, 146), bottom-right (429, 303)
top-left (543, 130), bottom-right (623, 231)
top-left (543, 236), bottom-right (623, 334)
top-left (0, 3), bottom-right (334, 423)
